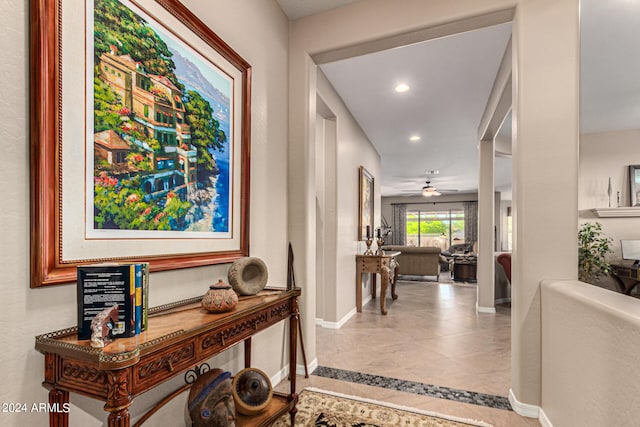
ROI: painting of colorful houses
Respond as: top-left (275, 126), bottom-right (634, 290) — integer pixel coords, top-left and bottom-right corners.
top-left (90, 0), bottom-right (232, 235)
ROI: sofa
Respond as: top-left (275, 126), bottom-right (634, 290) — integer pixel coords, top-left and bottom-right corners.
top-left (496, 253), bottom-right (511, 282)
top-left (382, 245), bottom-right (442, 280)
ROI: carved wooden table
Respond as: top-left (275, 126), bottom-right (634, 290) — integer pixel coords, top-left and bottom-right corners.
top-left (356, 252), bottom-right (400, 315)
top-left (35, 288), bottom-right (301, 427)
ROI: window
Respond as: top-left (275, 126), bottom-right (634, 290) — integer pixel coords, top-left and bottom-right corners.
top-left (406, 209), bottom-right (465, 249)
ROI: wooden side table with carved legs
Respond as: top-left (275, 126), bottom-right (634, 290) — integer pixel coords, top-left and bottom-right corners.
top-left (356, 251), bottom-right (400, 315)
top-left (36, 288), bottom-right (301, 427)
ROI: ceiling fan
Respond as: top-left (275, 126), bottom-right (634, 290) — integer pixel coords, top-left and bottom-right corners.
top-left (402, 179), bottom-right (459, 197)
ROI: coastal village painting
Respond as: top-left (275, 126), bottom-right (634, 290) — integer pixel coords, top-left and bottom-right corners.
top-left (90, 0), bottom-right (232, 236)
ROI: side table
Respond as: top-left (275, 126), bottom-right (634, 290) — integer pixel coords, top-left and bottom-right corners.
top-left (453, 256), bottom-right (477, 283)
top-left (355, 251), bottom-right (400, 315)
top-left (35, 288), bottom-right (301, 427)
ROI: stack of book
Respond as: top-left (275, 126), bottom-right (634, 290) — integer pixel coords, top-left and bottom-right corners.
top-left (77, 262), bottom-right (150, 340)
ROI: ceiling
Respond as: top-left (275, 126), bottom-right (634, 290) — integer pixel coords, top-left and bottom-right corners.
top-left (275, 0), bottom-right (361, 20)
top-left (276, 0), bottom-right (640, 199)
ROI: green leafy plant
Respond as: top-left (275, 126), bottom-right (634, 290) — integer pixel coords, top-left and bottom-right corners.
top-left (578, 222), bottom-right (613, 283)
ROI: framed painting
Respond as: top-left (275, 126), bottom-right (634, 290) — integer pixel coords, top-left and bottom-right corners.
top-left (30, 0), bottom-right (251, 287)
top-left (358, 166), bottom-right (374, 241)
top-left (630, 165), bottom-right (640, 207)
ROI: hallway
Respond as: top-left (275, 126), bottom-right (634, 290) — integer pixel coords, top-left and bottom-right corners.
top-left (277, 277), bottom-right (540, 426)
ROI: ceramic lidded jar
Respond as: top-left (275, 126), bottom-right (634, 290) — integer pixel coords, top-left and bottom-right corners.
top-left (202, 280), bottom-right (238, 313)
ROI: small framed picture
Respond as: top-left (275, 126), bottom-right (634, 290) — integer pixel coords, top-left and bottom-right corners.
top-left (630, 165), bottom-right (640, 207)
top-left (358, 166), bottom-right (374, 240)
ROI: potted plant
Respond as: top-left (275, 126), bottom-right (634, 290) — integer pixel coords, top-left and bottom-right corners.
top-left (578, 222), bottom-right (613, 283)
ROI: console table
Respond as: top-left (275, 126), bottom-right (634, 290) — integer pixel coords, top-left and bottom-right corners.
top-left (611, 264), bottom-right (640, 295)
top-left (356, 252), bottom-right (400, 315)
top-left (35, 288), bottom-right (301, 427)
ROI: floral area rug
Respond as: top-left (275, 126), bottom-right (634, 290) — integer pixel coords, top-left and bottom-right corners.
top-left (272, 388), bottom-right (492, 427)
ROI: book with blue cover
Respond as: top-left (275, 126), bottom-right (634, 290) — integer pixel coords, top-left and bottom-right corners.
top-left (141, 262), bottom-right (150, 332)
top-left (134, 264), bottom-right (143, 335)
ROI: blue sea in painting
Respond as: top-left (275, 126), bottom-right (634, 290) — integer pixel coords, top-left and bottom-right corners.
top-left (168, 45), bottom-right (232, 233)
top-left (213, 155), bottom-right (229, 232)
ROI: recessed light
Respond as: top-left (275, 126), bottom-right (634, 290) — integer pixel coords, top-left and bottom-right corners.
top-left (409, 135), bottom-right (421, 142)
top-left (395, 83), bottom-right (410, 93)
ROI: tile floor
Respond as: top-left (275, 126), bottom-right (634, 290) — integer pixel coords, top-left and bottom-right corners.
top-left (275, 274), bottom-right (541, 426)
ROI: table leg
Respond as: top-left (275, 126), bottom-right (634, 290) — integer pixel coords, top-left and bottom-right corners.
top-left (289, 298), bottom-right (299, 424)
top-left (104, 370), bottom-right (132, 427)
top-left (626, 282), bottom-right (640, 295)
top-left (244, 337), bottom-right (252, 368)
top-left (48, 388), bottom-right (69, 427)
top-left (356, 269), bottom-right (363, 312)
top-left (371, 273), bottom-right (377, 299)
top-left (391, 261), bottom-right (399, 300)
top-left (107, 409), bottom-right (130, 427)
top-left (380, 265), bottom-right (390, 315)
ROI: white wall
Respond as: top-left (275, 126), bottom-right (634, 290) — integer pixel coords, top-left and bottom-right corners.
top-left (315, 70), bottom-right (381, 325)
top-left (0, 1), bottom-right (289, 425)
top-left (579, 129), bottom-right (640, 262)
top-left (541, 280), bottom-right (640, 426)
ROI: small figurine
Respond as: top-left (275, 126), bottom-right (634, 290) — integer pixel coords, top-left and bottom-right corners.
top-left (90, 304), bottom-right (119, 348)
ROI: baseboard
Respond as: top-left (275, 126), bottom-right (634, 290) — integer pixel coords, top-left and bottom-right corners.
top-left (298, 357), bottom-right (318, 377)
top-left (271, 366), bottom-right (289, 386)
top-left (476, 305), bottom-right (496, 314)
top-left (538, 408), bottom-right (554, 427)
top-left (272, 357), bottom-right (319, 384)
top-left (494, 297), bottom-right (511, 305)
top-left (508, 388), bottom-right (540, 418)
top-left (315, 307), bottom-right (358, 329)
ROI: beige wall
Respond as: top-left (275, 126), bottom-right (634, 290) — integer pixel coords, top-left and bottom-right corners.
top-left (510, 0), bottom-right (580, 413)
top-left (315, 70), bottom-right (381, 326)
top-left (541, 280), bottom-right (640, 426)
top-left (0, 1), bottom-right (289, 425)
top-left (579, 129), bottom-right (640, 262)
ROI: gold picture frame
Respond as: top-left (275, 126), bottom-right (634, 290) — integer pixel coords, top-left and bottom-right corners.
top-left (630, 165), bottom-right (640, 207)
top-left (358, 166), bottom-right (374, 241)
